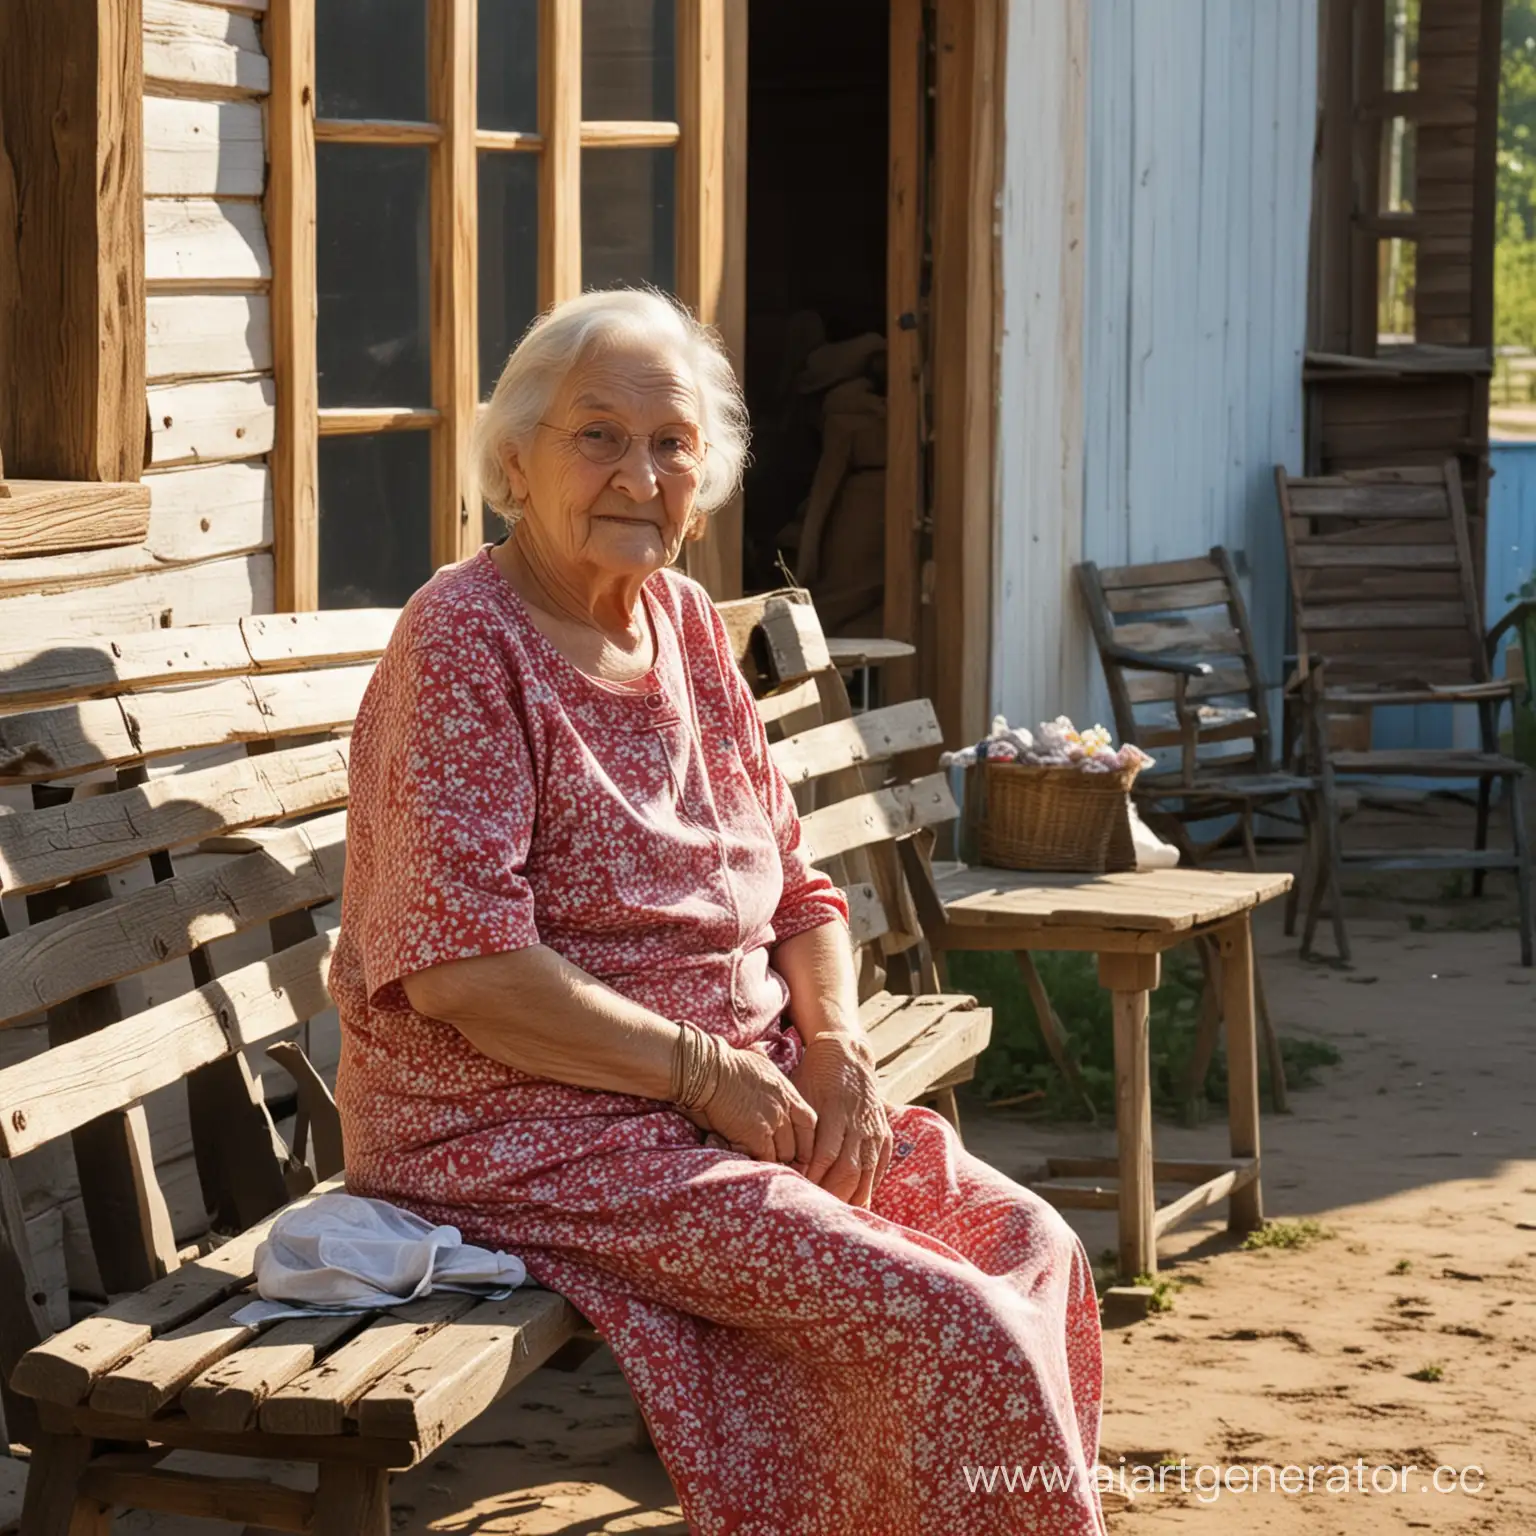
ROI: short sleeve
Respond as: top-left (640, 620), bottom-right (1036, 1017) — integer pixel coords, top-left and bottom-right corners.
top-left (701, 600), bottom-right (850, 944)
top-left (346, 635), bottom-right (541, 1009)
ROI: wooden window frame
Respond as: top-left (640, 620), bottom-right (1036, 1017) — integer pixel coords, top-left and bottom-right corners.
top-left (267, 0), bottom-right (743, 611)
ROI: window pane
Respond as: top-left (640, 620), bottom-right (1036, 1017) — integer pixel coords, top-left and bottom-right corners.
top-left (317, 144), bottom-right (431, 408)
top-left (1382, 0), bottom-right (1418, 92)
top-left (319, 434), bottom-right (433, 608)
top-left (478, 152), bottom-right (540, 391)
top-left (581, 148), bottom-right (675, 291)
top-left (583, 0), bottom-right (675, 121)
top-left (316, 0), bottom-right (428, 121)
top-left (479, 0), bottom-right (540, 131)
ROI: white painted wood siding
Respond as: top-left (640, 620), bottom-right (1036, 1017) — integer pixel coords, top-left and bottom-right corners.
top-left (994, 0), bottom-right (1317, 734)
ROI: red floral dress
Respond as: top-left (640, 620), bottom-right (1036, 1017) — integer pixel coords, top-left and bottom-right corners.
top-left (331, 548), bottom-right (1107, 1536)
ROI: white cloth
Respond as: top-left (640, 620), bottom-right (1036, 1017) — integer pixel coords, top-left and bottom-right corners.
top-left (232, 1192), bottom-right (527, 1325)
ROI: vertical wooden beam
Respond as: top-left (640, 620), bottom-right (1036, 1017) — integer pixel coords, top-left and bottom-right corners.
top-left (1219, 919), bottom-right (1264, 1234)
top-left (1349, 0), bottom-right (1385, 356)
top-left (931, 0), bottom-right (1000, 750)
top-left (430, 0), bottom-right (479, 565)
top-left (0, 0), bottom-right (145, 483)
top-left (678, 0), bottom-right (740, 598)
top-left (540, 0), bottom-right (582, 307)
top-left (267, 0), bottom-right (320, 610)
top-left (1468, 0), bottom-right (1502, 348)
top-left (884, 0), bottom-right (924, 705)
top-left (1099, 950), bottom-right (1160, 1281)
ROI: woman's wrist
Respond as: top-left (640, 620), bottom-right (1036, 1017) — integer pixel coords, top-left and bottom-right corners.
top-left (802, 1027), bottom-right (876, 1068)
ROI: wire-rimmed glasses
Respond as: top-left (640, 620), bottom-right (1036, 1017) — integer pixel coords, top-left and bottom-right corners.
top-left (538, 419), bottom-right (708, 477)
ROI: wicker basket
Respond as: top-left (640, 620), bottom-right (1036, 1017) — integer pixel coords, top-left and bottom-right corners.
top-left (972, 761), bottom-right (1142, 873)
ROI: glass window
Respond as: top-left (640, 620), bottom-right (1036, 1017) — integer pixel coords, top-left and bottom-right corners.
top-left (315, 0), bottom-right (429, 121)
top-left (479, 0), bottom-right (540, 132)
top-left (477, 152), bottom-right (540, 390)
top-left (1382, 0), bottom-right (1419, 92)
top-left (581, 148), bottom-right (676, 291)
top-left (583, 0), bottom-right (676, 121)
top-left (1380, 117), bottom-right (1416, 214)
top-left (317, 144), bottom-right (432, 408)
top-left (319, 434), bottom-right (434, 607)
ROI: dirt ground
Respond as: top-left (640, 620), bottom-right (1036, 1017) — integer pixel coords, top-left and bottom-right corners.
top-left (7, 803), bottom-right (1534, 1534)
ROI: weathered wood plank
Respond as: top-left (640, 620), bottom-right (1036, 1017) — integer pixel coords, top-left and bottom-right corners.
top-left (77, 1467), bottom-right (311, 1533)
top-left (1290, 542), bottom-right (1461, 570)
top-left (0, 812), bottom-right (346, 1028)
top-left (0, 929), bottom-right (337, 1156)
top-left (0, 483), bottom-right (151, 559)
top-left (0, 553), bottom-right (273, 647)
top-left (863, 995), bottom-right (975, 1067)
top-left (876, 1006), bottom-right (992, 1108)
top-left (768, 701), bottom-right (943, 785)
top-left (0, 738), bottom-right (349, 896)
top-left (354, 1290), bottom-right (582, 1453)
top-left (144, 96), bottom-right (265, 197)
top-left (182, 1310), bottom-right (366, 1431)
top-left (260, 1294), bottom-right (479, 1437)
top-left (148, 375), bottom-right (276, 466)
top-left (1110, 618), bottom-right (1246, 657)
top-left (1103, 579), bottom-right (1231, 615)
top-left (90, 1294), bottom-right (259, 1418)
top-left (0, 606), bottom-right (395, 707)
top-left (11, 1175), bottom-right (344, 1408)
top-left (798, 773), bottom-right (958, 865)
top-left (143, 0), bottom-right (270, 99)
top-left (145, 197), bottom-right (271, 291)
top-left (1123, 663), bottom-right (1252, 705)
top-left (1098, 556), bottom-right (1223, 591)
top-left (147, 293), bottom-right (273, 380)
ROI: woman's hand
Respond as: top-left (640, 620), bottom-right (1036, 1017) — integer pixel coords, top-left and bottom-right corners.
top-left (680, 1041), bottom-right (819, 1170)
top-left (789, 1032), bottom-right (893, 1208)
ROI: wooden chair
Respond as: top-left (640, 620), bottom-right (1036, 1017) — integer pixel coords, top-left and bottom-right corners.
top-left (1274, 461), bottom-right (1534, 966)
top-left (0, 592), bottom-right (988, 1534)
top-left (1075, 548), bottom-right (1316, 1110)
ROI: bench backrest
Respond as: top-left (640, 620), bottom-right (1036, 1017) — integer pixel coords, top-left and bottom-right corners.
top-left (0, 584), bottom-right (954, 1439)
top-left (1274, 460), bottom-right (1489, 692)
top-left (1075, 547), bottom-right (1275, 777)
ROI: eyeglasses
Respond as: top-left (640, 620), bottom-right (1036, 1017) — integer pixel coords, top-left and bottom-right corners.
top-left (537, 419), bottom-right (708, 477)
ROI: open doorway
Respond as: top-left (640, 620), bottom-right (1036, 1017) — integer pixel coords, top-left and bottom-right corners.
top-left (740, 0), bottom-right (891, 638)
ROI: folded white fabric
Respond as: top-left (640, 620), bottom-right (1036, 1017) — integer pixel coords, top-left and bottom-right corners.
top-left (232, 1192), bottom-right (527, 1326)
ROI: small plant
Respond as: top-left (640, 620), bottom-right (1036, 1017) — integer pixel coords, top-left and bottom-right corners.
top-left (1133, 1272), bottom-right (1184, 1314)
top-left (1241, 1219), bottom-right (1334, 1252)
top-left (1408, 1362), bottom-right (1445, 1383)
top-left (1392, 1258), bottom-right (1413, 1275)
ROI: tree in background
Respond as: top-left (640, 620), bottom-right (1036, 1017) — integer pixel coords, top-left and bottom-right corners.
top-left (1499, 0), bottom-right (1536, 353)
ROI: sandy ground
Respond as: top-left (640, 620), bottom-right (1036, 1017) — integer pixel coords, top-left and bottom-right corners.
top-left (6, 806), bottom-right (1534, 1534)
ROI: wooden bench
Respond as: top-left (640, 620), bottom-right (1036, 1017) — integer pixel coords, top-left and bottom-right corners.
top-left (0, 588), bottom-right (989, 1533)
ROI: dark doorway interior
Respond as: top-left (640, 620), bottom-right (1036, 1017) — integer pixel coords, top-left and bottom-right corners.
top-left (741, 0), bottom-right (889, 628)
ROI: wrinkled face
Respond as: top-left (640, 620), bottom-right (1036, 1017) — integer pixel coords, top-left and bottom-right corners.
top-left (501, 336), bottom-right (706, 583)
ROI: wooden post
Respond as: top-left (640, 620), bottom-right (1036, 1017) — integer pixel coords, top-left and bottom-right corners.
top-left (314, 1464), bottom-right (391, 1536)
top-left (1098, 950), bottom-right (1160, 1280)
top-left (0, 0), bottom-right (145, 482)
top-left (1218, 919), bottom-right (1264, 1233)
top-left (539, 0), bottom-right (582, 306)
top-left (266, 0), bottom-right (320, 610)
top-left (930, 0), bottom-right (1000, 748)
top-left (429, 0), bottom-right (479, 566)
top-left (884, 0), bottom-right (925, 705)
top-left (678, 0), bottom-right (743, 599)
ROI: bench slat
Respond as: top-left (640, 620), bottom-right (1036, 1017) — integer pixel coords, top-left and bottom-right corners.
top-left (354, 1290), bottom-right (581, 1453)
top-left (90, 1294), bottom-right (262, 1419)
top-left (10, 1176), bottom-right (345, 1408)
top-left (0, 667), bottom-right (372, 785)
top-left (753, 677), bottom-right (821, 727)
top-left (0, 930), bottom-right (336, 1156)
top-left (0, 811), bottom-right (346, 1028)
top-left (260, 1293), bottom-right (480, 1436)
top-left (842, 881), bottom-right (886, 947)
top-left (864, 995), bottom-right (977, 1068)
top-left (0, 611), bottom-right (396, 709)
top-left (799, 773), bottom-right (957, 866)
top-left (0, 739), bottom-right (349, 896)
top-left (181, 1310), bottom-right (368, 1433)
top-left (769, 701), bottom-right (942, 785)
top-left (876, 1008), bottom-right (994, 1108)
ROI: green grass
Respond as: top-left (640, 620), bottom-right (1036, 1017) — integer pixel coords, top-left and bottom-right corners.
top-left (946, 949), bottom-right (1340, 1119)
top-left (1408, 1362), bottom-right (1444, 1383)
top-left (1134, 1272), bottom-right (1184, 1314)
top-left (1392, 1258), bottom-right (1413, 1275)
top-left (1241, 1219), bottom-right (1334, 1252)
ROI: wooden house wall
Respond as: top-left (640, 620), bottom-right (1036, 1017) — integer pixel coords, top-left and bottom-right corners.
top-left (1067, 0), bottom-right (1318, 734)
top-left (0, 1), bottom-right (331, 1324)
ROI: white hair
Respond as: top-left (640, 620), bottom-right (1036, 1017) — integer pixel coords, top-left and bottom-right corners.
top-left (474, 288), bottom-right (750, 527)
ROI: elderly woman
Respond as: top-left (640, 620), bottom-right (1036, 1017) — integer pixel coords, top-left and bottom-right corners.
top-left (331, 289), bottom-right (1106, 1536)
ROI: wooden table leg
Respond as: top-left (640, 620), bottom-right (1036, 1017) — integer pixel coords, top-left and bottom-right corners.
top-left (1219, 918), bottom-right (1264, 1233)
top-left (1098, 951), bottom-right (1160, 1280)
